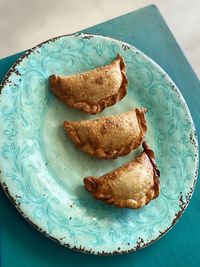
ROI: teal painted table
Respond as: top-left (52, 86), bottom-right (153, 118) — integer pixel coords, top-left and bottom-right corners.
top-left (0, 5), bottom-right (200, 267)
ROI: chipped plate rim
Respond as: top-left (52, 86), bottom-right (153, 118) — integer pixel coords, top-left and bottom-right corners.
top-left (0, 33), bottom-right (198, 255)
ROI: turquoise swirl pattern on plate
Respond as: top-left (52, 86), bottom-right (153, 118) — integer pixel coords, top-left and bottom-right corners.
top-left (0, 33), bottom-right (198, 254)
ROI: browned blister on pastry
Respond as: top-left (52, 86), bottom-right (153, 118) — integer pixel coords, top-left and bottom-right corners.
top-left (50, 54), bottom-right (128, 114)
top-left (63, 108), bottom-right (147, 159)
top-left (84, 142), bottom-right (160, 209)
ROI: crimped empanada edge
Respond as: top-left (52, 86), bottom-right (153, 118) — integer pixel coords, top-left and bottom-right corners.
top-left (63, 108), bottom-right (148, 159)
top-left (84, 142), bottom-right (160, 209)
top-left (142, 141), bottom-right (160, 199)
top-left (50, 54), bottom-right (128, 115)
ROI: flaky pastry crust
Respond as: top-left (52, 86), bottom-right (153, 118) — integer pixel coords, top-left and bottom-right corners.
top-left (63, 108), bottom-right (147, 159)
top-left (50, 54), bottom-right (128, 114)
top-left (84, 142), bottom-right (160, 209)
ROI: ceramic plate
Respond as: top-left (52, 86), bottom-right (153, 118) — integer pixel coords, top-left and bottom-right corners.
top-left (0, 33), bottom-right (198, 255)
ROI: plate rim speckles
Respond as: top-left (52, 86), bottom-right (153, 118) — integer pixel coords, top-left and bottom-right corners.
top-left (0, 33), bottom-right (198, 255)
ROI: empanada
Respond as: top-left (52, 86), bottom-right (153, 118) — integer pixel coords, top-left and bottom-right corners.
top-left (63, 108), bottom-right (147, 159)
top-left (84, 142), bottom-right (160, 209)
top-left (50, 54), bottom-right (128, 114)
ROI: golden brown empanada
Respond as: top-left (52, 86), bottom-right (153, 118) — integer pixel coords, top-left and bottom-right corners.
top-left (63, 108), bottom-right (147, 159)
top-left (50, 54), bottom-right (128, 114)
top-left (84, 142), bottom-right (160, 209)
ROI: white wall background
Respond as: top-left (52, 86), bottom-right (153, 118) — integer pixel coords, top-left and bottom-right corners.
top-left (0, 0), bottom-right (199, 77)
